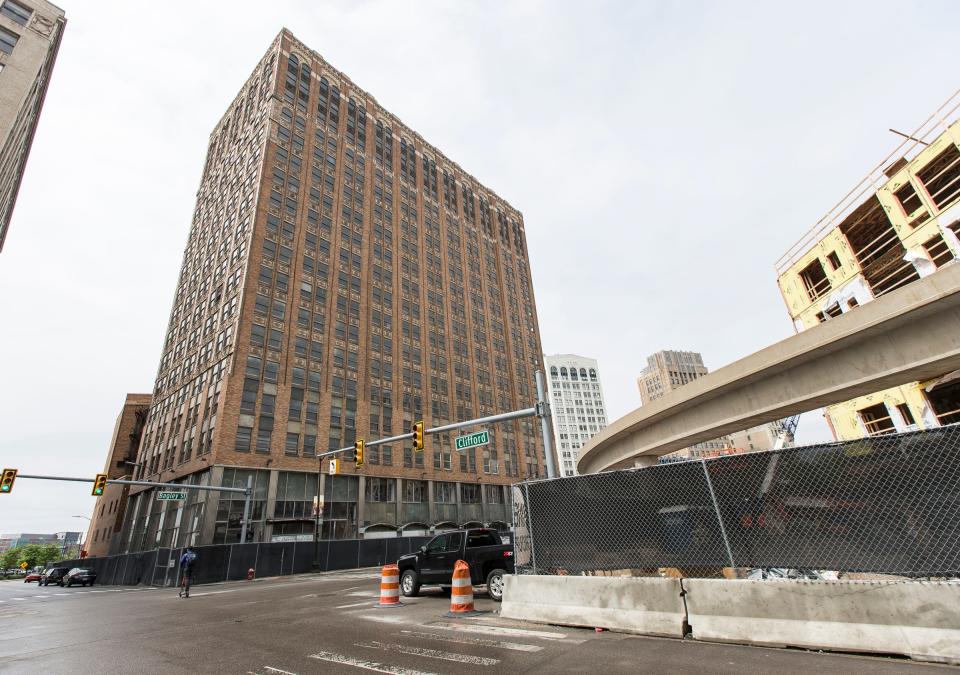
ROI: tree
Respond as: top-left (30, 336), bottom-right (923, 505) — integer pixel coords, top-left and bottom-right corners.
top-left (37, 543), bottom-right (62, 567)
top-left (1, 546), bottom-right (20, 571)
top-left (16, 544), bottom-right (46, 569)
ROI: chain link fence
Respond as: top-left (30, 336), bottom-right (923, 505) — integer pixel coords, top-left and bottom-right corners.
top-left (512, 425), bottom-right (960, 578)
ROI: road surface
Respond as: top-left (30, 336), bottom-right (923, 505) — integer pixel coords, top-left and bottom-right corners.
top-left (0, 572), bottom-right (951, 673)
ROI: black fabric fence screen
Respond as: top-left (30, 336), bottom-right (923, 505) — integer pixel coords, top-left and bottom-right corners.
top-left (512, 425), bottom-right (960, 577)
top-left (54, 536), bottom-right (431, 586)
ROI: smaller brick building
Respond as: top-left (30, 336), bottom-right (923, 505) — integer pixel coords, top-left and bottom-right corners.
top-left (84, 393), bottom-right (150, 557)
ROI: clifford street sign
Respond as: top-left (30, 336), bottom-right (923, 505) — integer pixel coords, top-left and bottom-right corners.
top-left (455, 430), bottom-right (490, 451)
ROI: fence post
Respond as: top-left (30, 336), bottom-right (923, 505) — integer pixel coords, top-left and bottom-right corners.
top-left (523, 482), bottom-right (538, 575)
top-left (701, 459), bottom-right (736, 569)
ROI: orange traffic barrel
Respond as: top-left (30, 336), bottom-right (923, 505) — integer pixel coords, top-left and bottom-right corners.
top-left (447, 559), bottom-right (475, 615)
top-left (378, 563), bottom-right (402, 607)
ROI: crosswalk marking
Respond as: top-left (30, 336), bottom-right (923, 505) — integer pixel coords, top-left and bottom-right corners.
top-left (398, 629), bottom-right (543, 652)
top-left (356, 640), bottom-right (499, 666)
top-left (425, 621), bottom-right (581, 642)
top-left (308, 651), bottom-right (438, 675)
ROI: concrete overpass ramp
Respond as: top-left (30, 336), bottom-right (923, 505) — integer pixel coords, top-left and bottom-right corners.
top-left (577, 262), bottom-right (960, 474)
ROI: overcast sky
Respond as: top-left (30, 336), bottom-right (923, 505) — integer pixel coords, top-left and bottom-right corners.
top-left (2, 0), bottom-right (958, 535)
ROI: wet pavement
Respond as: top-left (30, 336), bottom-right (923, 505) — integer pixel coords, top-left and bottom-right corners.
top-left (0, 571), bottom-right (953, 674)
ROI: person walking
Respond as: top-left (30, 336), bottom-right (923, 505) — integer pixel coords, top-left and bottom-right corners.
top-left (178, 547), bottom-right (198, 598)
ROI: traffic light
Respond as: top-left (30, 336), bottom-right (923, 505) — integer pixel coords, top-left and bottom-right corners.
top-left (0, 468), bottom-right (17, 494)
top-left (413, 420), bottom-right (424, 453)
top-left (355, 440), bottom-right (365, 467)
top-left (92, 473), bottom-right (108, 497)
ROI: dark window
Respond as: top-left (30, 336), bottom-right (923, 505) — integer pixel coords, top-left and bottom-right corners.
top-left (897, 403), bottom-right (916, 426)
top-left (799, 259), bottom-right (829, 301)
top-left (235, 426), bottom-right (252, 452)
top-left (0, 0), bottom-right (30, 25)
top-left (460, 483), bottom-right (481, 503)
top-left (826, 251), bottom-right (841, 271)
top-left (859, 403), bottom-right (895, 436)
top-left (444, 532), bottom-right (463, 553)
top-left (0, 25), bottom-right (18, 55)
top-left (895, 181), bottom-right (926, 225)
top-left (466, 530), bottom-right (497, 547)
top-left (917, 143), bottom-right (960, 211)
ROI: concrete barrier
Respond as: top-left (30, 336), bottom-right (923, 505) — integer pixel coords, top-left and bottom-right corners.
top-left (501, 574), bottom-right (686, 637)
top-left (684, 579), bottom-right (960, 665)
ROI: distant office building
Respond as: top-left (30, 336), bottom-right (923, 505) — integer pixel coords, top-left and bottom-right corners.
top-left (84, 393), bottom-right (151, 558)
top-left (776, 92), bottom-right (960, 441)
top-left (545, 355), bottom-right (608, 477)
top-left (636, 349), bottom-right (793, 459)
top-left (0, 0), bottom-right (65, 252)
top-left (119, 29), bottom-right (545, 551)
top-left (637, 350), bottom-right (728, 457)
top-left (0, 531), bottom-right (79, 553)
top-left (637, 350), bottom-right (709, 407)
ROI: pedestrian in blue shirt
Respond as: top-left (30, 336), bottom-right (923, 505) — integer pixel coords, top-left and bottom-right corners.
top-left (178, 547), bottom-right (198, 598)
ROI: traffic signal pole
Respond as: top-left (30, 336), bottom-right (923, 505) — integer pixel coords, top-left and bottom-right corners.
top-left (13, 474), bottom-right (254, 544)
top-left (316, 369), bottom-right (558, 479)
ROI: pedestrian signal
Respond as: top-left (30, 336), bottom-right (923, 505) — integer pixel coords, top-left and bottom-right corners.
top-left (0, 468), bottom-right (17, 494)
top-left (92, 473), bottom-right (108, 496)
top-left (413, 420), bottom-right (424, 453)
top-left (329, 459), bottom-right (340, 475)
top-left (355, 440), bottom-right (365, 467)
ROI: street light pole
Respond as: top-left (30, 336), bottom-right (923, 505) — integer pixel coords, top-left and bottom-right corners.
top-left (72, 515), bottom-right (90, 559)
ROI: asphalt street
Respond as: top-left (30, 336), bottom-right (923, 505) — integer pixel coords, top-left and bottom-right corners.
top-left (0, 571), bottom-right (953, 674)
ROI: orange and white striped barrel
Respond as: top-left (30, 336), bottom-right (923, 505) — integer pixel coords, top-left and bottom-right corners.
top-left (378, 563), bottom-right (401, 607)
top-left (448, 559), bottom-right (475, 613)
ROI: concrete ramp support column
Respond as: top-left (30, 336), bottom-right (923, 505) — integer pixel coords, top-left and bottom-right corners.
top-left (684, 579), bottom-right (960, 665)
top-left (501, 575), bottom-right (686, 637)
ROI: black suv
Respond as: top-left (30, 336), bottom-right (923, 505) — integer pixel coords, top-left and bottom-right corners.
top-left (64, 567), bottom-right (97, 587)
top-left (40, 567), bottom-right (70, 586)
top-left (397, 528), bottom-right (514, 601)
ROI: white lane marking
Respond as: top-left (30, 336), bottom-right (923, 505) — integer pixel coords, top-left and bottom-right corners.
top-left (249, 667), bottom-right (297, 675)
top-left (347, 591), bottom-right (379, 597)
top-left (399, 629), bottom-right (543, 652)
top-left (172, 589), bottom-right (239, 598)
top-left (360, 614), bottom-right (406, 624)
top-left (336, 600), bottom-right (376, 609)
top-left (308, 651), bottom-right (438, 674)
top-left (425, 621), bottom-right (581, 642)
top-left (356, 640), bottom-right (499, 666)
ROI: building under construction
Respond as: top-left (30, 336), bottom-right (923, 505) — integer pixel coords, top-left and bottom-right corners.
top-left (777, 91), bottom-right (960, 440)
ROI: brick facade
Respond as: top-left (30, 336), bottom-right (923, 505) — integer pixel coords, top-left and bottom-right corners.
top-left (120, 29), bottom-right (545, 550)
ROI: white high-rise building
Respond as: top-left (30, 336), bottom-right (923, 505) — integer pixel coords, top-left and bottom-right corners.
top-left (545, 354), bottom-right (608, 477)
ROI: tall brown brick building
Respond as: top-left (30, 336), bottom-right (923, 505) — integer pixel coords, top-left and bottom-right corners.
top-left (119, 29), bottom-right (546, 551)
top-left (85, 394), bottom-right (151, 557)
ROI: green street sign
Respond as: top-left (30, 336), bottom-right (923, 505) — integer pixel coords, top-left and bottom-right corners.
top-left (157, 491), bottom-right (187, 501)
top-left (455, 430), bottom-right (490, 451)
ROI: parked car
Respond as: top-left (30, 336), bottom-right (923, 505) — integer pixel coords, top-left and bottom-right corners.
top-left (40, 567), bottom-right (70, 586)
top-left (64, 567), bottom-right (96, 587)
top-left (397, 528), bottom-right (514, 601)
top-left (23, 570), bottom-right (42, 583)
